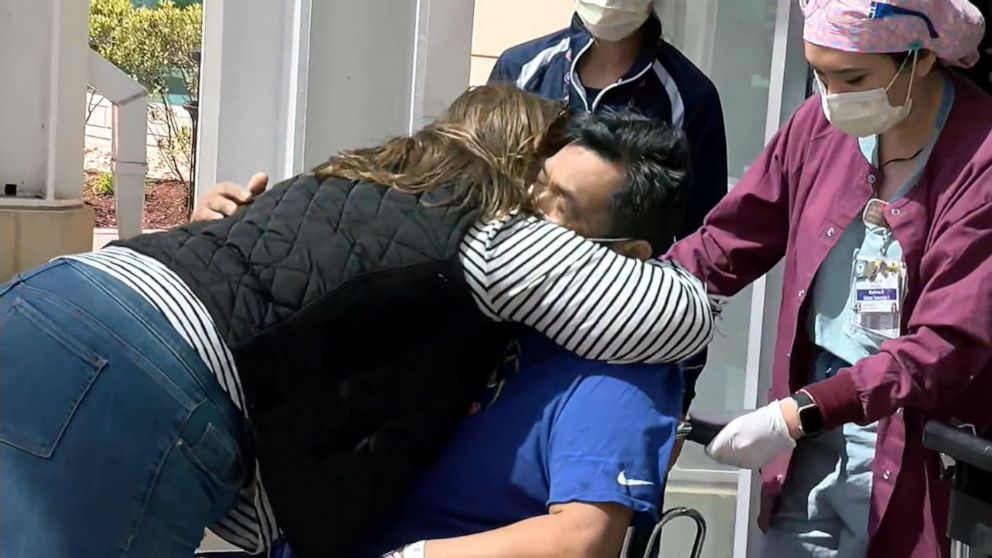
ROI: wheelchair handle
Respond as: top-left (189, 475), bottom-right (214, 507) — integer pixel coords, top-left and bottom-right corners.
top-left (677, 410), bottom-right (753, 446)
top-left (923, 420), bottom-right (992, 474)
top-left (640, 507), bottom-right (707, 558)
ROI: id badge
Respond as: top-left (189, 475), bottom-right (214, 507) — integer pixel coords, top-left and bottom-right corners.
top-left (852, 256), bottom-right (904, 339)
top-left (863, 198), bottom-right (890, 229)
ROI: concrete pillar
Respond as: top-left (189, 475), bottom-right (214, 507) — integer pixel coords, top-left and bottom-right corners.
top-left (0, 0), bottom-right (92, 281)
top-left (0, 207), bottom-right (95, 282)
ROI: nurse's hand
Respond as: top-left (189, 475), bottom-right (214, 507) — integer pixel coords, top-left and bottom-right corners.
top-left (705, 400), bottom-right (800, 470)
top-left (190, 172), bottom-right (268, 222)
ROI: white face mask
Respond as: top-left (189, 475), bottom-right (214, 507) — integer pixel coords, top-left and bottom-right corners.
top-left (817, 51), bottom-right (918, 138)
top-left (575, 0), bottom-right (654, 41)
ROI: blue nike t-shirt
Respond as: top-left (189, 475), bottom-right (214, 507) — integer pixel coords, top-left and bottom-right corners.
top-left (358, 334), bottom-right (683, 556)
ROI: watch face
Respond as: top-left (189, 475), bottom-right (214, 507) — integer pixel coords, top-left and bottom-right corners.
top-left (799, 404), bottom-right (824, 435)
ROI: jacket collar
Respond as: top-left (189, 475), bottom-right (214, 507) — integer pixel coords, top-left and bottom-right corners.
top-left (567, 12), bottom-right (664, 82)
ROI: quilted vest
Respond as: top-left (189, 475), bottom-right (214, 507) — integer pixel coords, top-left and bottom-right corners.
top-left (116, 174), bottom-right (509, 556)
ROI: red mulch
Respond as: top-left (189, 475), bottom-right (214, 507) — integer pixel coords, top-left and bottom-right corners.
top-left (83, 171), bottom-right (191, 230)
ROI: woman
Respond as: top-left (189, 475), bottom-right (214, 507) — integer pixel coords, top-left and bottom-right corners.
top-left (0, 86), bottom-right (711, 557)
top-left (675, 1), bottom-right (990, 556)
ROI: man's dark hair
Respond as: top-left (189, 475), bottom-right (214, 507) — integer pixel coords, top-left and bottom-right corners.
top-left (565, 109), bottom-right (690, 255)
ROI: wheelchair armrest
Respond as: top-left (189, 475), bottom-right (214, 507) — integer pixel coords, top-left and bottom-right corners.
top-left (679, 410), bottom-right (752, 446)
top-left (923, 421), bottom-right (992, 474)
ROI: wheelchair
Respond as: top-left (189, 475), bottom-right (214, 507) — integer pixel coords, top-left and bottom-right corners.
top-left (194, 414), bottom-right (726, 558)
top-left (613, 413), bottom-right (737, 558)
top-left (923, 421), bottom-right (992, 558)
top-left (196, 505), bottom-right (706, 558)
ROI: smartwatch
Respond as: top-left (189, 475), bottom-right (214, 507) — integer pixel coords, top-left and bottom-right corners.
top-left (791, 390), bottom-right (825, 438)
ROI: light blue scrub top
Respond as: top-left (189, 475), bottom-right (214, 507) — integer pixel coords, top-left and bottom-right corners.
top-left (810, 78), bottom-right (954, 374)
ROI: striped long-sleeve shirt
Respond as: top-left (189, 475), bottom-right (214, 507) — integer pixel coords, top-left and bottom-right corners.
top-left (65, 214), bottom-right (713, 553)
top-left (460, 215), bottom-right (713, 364)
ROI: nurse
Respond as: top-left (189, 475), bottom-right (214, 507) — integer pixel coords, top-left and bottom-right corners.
top-left (669, 1), bottom-right (991, 557)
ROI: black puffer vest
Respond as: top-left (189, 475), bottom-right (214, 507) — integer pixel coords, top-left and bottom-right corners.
top-left (115, 174), bottom-right (510, 556)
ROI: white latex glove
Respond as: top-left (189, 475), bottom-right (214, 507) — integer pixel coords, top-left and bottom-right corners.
top-left (705, 401), bottom-right (797, 470)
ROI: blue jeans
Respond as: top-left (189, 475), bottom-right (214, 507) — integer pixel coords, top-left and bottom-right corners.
top-left (0, 260), bottom-right (249, 557)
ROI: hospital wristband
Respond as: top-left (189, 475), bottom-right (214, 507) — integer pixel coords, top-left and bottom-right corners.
top-left (381, 541), bottom-right (426, 558)
top-left (402, 541), bottom-right (426, 558)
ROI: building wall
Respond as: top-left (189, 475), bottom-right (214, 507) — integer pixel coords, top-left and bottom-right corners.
top-left (83, 94), bottom-right (191, 180)
top-left (85, 94), bottom-right (192, 149)
top-left (469, 0), bottom-right (574, 85)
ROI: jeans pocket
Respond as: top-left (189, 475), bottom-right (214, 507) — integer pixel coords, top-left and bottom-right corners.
top-left (0, 297), bottom-right (107, 458)
top-left (180, 422), bottom-right (246, 490)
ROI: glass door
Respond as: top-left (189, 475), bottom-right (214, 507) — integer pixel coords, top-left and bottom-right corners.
top-left (655, 1), bottom-right (810, 556)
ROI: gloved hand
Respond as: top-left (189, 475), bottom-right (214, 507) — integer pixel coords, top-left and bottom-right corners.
top-left (705, 400), bottom-right (798, 469)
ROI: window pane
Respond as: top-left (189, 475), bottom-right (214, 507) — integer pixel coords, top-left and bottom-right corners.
top-left (660, 0), bottom-right (780, 181)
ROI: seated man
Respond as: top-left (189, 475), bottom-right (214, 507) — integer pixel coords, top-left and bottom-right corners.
top-left (269, 110), bottom-right (690, 558)
top-left (366, 339), bottom-right (683, 558)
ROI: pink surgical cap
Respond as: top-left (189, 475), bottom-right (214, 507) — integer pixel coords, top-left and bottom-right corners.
top-left (802, 0), bottom-right (986, 68)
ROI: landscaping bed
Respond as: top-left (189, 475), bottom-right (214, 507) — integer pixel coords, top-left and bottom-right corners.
top-left (83, 171), bottom-right (191, 230)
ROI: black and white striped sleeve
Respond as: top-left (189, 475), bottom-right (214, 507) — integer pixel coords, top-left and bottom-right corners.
top-left (459, 215), bottom-right (714, 364)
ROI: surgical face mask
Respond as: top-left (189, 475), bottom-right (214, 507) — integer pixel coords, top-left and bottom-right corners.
top-left (817, 51), bottom-right (918, 138)
top-left (575, 0), bottom-right (654, 41)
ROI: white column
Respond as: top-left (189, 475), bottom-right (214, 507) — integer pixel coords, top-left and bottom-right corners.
top-left (88, 51), bottom-right (149, 240)
top-left (408, 0), bottom-right (476, 130)
top-left (0, 0), bottom-right (87, 206)
top-left (195, 0), bottom-right (312, 199)
top-left (302, 0), bottom-right (474, 168)
top-left (0, 0), bottom-right (94, 280)
top-left (300, 0), bottom-right (418, 168)
top-left (195, 0), bottom-right (475, 198)
top-left (656, 0), bottom-right (719, 73)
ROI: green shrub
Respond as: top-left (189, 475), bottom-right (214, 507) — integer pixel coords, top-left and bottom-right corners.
top-left (89, 0), bottom-right (202, 192)
top-left (89, 0), bottom-right (202, 100)
top-left (92, 172), bottom-right (114, 196)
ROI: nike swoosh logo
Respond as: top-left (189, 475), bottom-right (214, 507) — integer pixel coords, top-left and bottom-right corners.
top-left (617, 471), bottom-right (654, 487)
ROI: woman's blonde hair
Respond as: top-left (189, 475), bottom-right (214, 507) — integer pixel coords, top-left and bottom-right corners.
top-left (314, 85), bottom-right (568, 218)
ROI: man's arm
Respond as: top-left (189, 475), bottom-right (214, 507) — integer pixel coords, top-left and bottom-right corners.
top-left (420, 502), bottom-right (630, 558)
